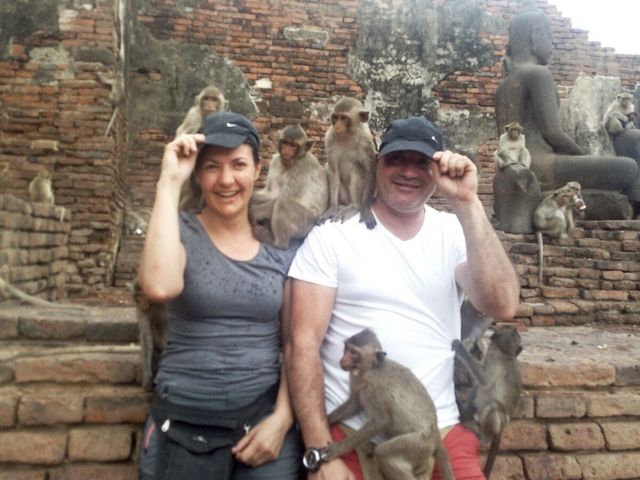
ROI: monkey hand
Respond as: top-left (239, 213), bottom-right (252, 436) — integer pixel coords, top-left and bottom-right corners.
top-left (160, 133), bottom-right (205, 186)
top-left (231, 411), bottom-right (290, 467)
top-left (431, 151), bottom-right (479, 206)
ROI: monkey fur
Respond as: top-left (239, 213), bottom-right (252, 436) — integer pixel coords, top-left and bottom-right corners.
top-left (250, 124), bottom-right (328, 249)
top-left (452, 326), bottom-right (523, 478)
top-left (133, 280), bottom-right (167, 391)
top-left (493, 121), bottom-right (531, 170)
top-left (97, 71), bottom-right (125, 137)
top-left (123, 208), bottom-right (151, 236)
top-left (321, 97), bottom-right (377, 229)
top-left (29, 170), bottom-right (55, 205)
top-left (176, 85), bottom-right (227, 136)
top-left (533, 181), bottom-right (586, 283)
top-left (325, 329), bottom-right (454, 480)
top-left (603, 92), bottom-right (636, 136)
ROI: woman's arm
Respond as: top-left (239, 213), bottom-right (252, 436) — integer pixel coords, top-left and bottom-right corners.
top-left (138, 134), bottom-right (203, 302)
top-left (231, 280), bottom-right (295, 467)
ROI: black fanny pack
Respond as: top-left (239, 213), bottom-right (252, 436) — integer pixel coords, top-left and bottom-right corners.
top-left (150, 384), bottom-right (278, 480)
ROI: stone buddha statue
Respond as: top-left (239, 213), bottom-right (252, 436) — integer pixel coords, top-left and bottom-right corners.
top-left (493, 4), bottom-right (640, 231)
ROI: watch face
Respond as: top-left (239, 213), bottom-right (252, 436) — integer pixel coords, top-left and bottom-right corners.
top-left (302, 448), bottom-right (321, 472)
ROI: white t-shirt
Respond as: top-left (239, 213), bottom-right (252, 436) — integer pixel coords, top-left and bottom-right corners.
top-left (288, 206), bottom-right (467, 430)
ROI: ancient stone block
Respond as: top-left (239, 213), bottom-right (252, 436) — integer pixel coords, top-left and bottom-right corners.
top-left (548, 423), bottom-right (605, 451)
top-left (68, 426), bottom-right (133, 462)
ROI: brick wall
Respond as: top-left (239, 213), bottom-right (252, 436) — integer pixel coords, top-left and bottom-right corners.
top-left (0, 194), bottom-right (70, 301)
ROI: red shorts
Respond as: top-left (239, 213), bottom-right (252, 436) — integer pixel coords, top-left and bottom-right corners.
top-left (330, 423), bottom-right (485, 480)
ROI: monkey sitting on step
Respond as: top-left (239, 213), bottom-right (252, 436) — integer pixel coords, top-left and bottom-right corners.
top-left (311, 329), bottom-right (454, 480)
top-left (533, 181), bottom-right (586, 283)
top-left (133, 280), bottom-right (167, 390)
top-left (250, 124), bottom-right (328, 249)
top-left (321, 97), bottom-right (377, 229)
top-left (452, 326), bottom-right (523, 479)
top-left (29, 170), bottom-right (55, 205)
top-left (603, 92), bottom-right (636, 136)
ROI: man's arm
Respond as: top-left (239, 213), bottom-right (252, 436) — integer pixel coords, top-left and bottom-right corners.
top-left (431, 150), bottom-right (520, 321)
top-left (283, 279), bottom-right (355, 480)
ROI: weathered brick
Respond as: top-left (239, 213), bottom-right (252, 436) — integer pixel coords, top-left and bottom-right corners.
top-left (13, 352), bottom-right (138, 384)
top-left (588, 393), bottom-right (640, 417)
top-left (18, 316), bottom-right (85, 340)
top-left (0, 431), bottom-right (67, 464)
top-left (521, 361), bottom-right (615, 388)
top-left (68, 426), bottom-right (133, 461)
top-left (577, 452), bottom-right (640, 479)
top-left (0, 393), bottom-right (18, 427)
top-left (48, 464), bottom-right (138, 480)
top-left (523, 454), bottom-right (582, 480)
top-left (84, 393), bottom-right (150, 423)
top-left (0, 470), bottom-right (47, 480)
top-left (500, 421), bottom-right (547, 450)
top-left (536, 392), bottom-right (587, 418)
top-left (18, 394), bottom-right (84, 425)
top-left (548, 423), bottom-right (605, 451)
top-left (600, 421), bottom-right (640, 450)
top-left (486, 454), bottom-right (525, 479)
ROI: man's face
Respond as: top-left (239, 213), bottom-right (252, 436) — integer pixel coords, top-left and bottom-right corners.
top-left (374, 150), bottom-right (436, 217)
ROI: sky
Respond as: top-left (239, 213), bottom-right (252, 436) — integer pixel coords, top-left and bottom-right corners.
top-left (550, 0), bottom-right (640, 55)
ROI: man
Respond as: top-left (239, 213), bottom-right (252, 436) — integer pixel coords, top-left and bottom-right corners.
top-left (284, 116), bottom-right (520, 479)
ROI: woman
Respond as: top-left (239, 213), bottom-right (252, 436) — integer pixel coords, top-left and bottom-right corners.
top-left (138, 111), bottom-right (302, 479)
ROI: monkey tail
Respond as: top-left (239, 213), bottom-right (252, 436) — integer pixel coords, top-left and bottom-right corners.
top-left (435, 440), bottom-right (455, 480)
top-left (0, 278), bottom-right (82, 309)
top-left (483, 433), bottom-right (502, 479)
top-left (536, 231), bottom-right (544, 284)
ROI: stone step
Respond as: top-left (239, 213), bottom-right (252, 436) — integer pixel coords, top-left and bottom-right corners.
top-left (0, 306), bottom-right (138, 344)
top-left (0, 343), bottom-right (141, 385)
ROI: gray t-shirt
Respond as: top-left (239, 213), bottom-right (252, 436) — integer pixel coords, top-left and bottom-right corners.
top-left (154, 212), bottom-right (298, 410)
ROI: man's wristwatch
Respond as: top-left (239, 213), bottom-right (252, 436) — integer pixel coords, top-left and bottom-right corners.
top-left (302, 447), bottom-right (329, 472)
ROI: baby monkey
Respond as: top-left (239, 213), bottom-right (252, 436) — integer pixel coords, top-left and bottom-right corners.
top-left (452, 326), bottom-right (523, 478)
top-left (533, 181), bottom-right (586, 283)
top-left (321, 329), bottom-right (454, 480)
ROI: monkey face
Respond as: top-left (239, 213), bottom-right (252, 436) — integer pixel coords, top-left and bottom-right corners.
top-left (375, 151), bottom-right (436, 216)
top-left (279, 140), bottom-right (299, 164)
top-left (195, 144), bottom-right (260, 220)
top-left (507, 127), bottom-right (522, 140)
top-left (201, 95), bottom-right (220, 114)
top-left (331, 113), bottom-right (352, 134)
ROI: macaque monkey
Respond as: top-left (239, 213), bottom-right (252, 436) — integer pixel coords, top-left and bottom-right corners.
top-left (533, 181), bottom-right (586, 283)
top-left (123, 208), bottom-right (151, 236)
top-left (493, 121), bottom-right (531, 170)
top-left (603, 92), bottom-right (635, 136)
top-left (250, 124), bottom-right (328, 249)
top-left (97, 71), bottom-right (125, 137)
top-left (322, 97), bottom-right (377, 229)
top-left (176, 85), bottom-right (228, 136)
top-left (452, 326), bottom-right (523, 478)
top-left (322, 329), bottom-right (454, 480)
top-left (133, 280), bottom-right (167, 390)
top-left (29, 170), bottom-right (55, 204)
top-left (0, 266), bottom-right (83, 309)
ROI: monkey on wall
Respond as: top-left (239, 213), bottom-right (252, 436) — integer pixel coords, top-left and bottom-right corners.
top-left (493, 121), bottom-right (531, 170)
top-left (321, 97), bottom-right (377, 229)
top-left (309, 329), bottom-right (454, 479)
top-left (603, 92), bottom-right (636, 136)
top-left (250, 124), bottom-right (328, 249)
top-left (452, 326), bottom-right (523, 478)
top-left (123, 208), bottom-right (151, 236)
top-left (28, 170), bottom-right (55, 205)
top-left (133, 280), bottom-right (167, 390)
top-left (175, 85), bottom-right (228, 136)
top-left (533, 181), bottom-right (586, 283)
top-left (97, 71), bottom-right (125, 137)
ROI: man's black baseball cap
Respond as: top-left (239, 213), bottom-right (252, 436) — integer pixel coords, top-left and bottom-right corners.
top-left (378, 116), bottom-right (444, 159)
top-left (200, 112), bottom-right (260, 151)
